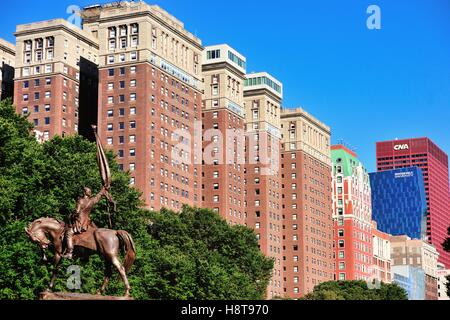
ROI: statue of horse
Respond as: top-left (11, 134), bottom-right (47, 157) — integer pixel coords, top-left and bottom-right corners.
top-left (25, 217), bottom-right (135, 297)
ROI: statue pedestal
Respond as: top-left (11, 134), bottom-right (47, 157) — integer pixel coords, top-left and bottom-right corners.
top-left (39, 292), bottom-right (133, 301)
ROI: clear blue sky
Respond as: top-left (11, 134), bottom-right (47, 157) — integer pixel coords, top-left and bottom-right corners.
top-left (1, 0), bottom-right (449, 172)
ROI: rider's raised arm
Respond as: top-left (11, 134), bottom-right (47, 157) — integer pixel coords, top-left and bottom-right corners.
top-left (92, 187), bottom-right (107, 204)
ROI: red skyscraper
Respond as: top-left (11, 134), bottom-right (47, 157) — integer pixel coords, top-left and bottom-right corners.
top-left (377, 138), bottom-right (450, 268)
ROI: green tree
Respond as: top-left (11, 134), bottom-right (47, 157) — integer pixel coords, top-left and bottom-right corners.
top-left (302, 281), bottom-right (408, 300)
top-left (0, 99), bottom-right (273, 300)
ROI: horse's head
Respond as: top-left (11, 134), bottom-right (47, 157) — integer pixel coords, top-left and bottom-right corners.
top-left (26, 220), bottom-right (51, 249)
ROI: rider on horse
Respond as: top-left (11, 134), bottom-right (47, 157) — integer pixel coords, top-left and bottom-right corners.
top-left (63, 186), bottom-right (109, 259)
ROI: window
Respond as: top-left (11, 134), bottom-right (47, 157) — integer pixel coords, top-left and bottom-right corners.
top-left (339, 262), bottom-right (345, 270)
top-left (120, 38), bottom-right (127, 49)
top-left (23, 81), bottom-right (29, 88)
top-left (212, 84), bottom-right (219, 96)
top-left (339, 251), bottom-right (345, 259)
top-left (213, 195), bottom-right (219, 203)
top-left (130, 149), bottom-right (136, 157)
top-left (131, 36), bottom-right (138, 47)
top-left (252, 109), bottom-right (259, 120)
top-left (130, 93), bottom-right (136, 101)
top-left (107, 110), bottom-right (114, 117)
top-left (108, 83), bottom-right (114, 91)
top-left (130, 135), bottom-right (136, 143)
top-left (45, 117), bottom-right (50, 125)
top-left (108, 55), bottom-right (115, 64)
top-left (130, 79), bottom-right (136, 87)
top-left (338, 240), bottom-right (345, 248)
top-left (130, 51), bottom-right (137, 60)
top-left (130, 163), bottom-right (136, 172)
top-left (107, 137), bottom-right (113, 145)
top-left (45, 105), bottom-right (51, 112)
top-left (108, 69), bottom-right (115, 77)
top-left (130, 121), bottom-right (136, 129)
top-left (338, 229), bottom-right (344, 237)
top-left (24, 52), bottom-right (31, 63)
top-left (339, 273), bottom-right (346, 281)
top-left (130, 107), bottom-right (136, 115)
top-left (23, 94), bottom-right (29, 101)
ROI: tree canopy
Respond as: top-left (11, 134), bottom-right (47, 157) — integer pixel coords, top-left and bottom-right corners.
top-left (0, 99), bottom-right (273, 300)
top-left (302, 281), bottom-right (408, 300)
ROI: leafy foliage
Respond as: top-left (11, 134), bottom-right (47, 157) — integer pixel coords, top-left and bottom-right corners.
top-left (0, 99), bottom-right (273, 300)
top-left (302, 281), bottom-right (408, 300)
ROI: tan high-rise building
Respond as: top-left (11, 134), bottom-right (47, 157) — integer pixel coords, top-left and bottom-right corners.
top-left (81, 1), bottom-right (203, 210)
top-left (244, 72), bottom-right (283, 298)
top-left (0, 38), bottom-right (15, 101)
top-left (390, 235), bottom-right (439, 300)
top-left (280, 108), bottom-right (334, 298)
top-left (201, 44), bottom-right (246, 225)
top-left (14, 19), bottom-right (99, 141)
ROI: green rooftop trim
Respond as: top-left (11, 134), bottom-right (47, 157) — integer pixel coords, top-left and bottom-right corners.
top-left (331, 148), bottom-right (362, 177)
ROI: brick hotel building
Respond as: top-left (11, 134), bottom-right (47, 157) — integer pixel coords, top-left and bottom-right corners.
top-left (243, 72), bottom-right (284, 298)
top-left (0, 38), bottom-right (15, 101)
top-left (201, 44), bottom-right (246, 225)
top-left (14, 19), bottom-right (99, 141)
top-left (280, 108), bottom-right (334, 297)
top-left (81, 2), bottom-right (203, 210)
top-left (377, 138), bottom-right (450, 268)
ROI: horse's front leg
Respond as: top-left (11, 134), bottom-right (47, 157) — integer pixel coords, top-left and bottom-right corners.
top-left (49, 253), bottom-right (62, 291)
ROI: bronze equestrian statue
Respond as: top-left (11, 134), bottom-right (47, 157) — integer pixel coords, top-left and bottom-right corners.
top-left (25, 215), bottom-right (135, 297)
top-left (25, 126), bottom-right (135, 297)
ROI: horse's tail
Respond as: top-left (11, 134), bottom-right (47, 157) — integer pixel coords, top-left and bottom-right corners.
top-left (116, 230), bottom-right (136, 274)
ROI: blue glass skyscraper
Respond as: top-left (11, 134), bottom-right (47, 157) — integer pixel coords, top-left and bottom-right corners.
top-left (370, 167), bottom-right (427, 240)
